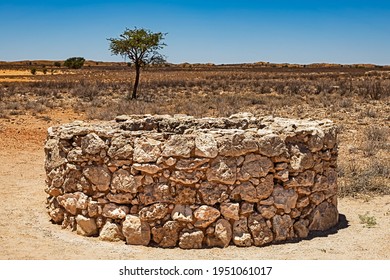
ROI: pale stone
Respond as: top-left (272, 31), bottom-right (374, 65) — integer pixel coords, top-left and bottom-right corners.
top-left (162, 135), bottom-right (194, 158)
top-left (206, 219), bottom-right (232, 248)
top-left (171, 204), bottom-right (193, 223)
top-left (111, 169), bottom-right (142, 193)
top-left (81, 133), bottom-right (107, 155)
top-left (102, 203), bottom-right (129, 219)
top-left (141, 184), bottom-right (174, 205)
top-left (206, 156), bottom-right (237, 184)
top-left (193, 205), bottom-right (220, 228)
top-left (76, 215), bottom-right (98, 237)
top-left (179, 229), bottom-right (204, 249)
top-left (248, 213), bottom-right (273, 246)
top-left (122, 214), bottom-right (150, 246)
top-left (289, 144), bottom-right (314, 171)
top-left (194, 133), bottom-right (218, 158)
top-left (221, 203), bottom-right (240, 221)
top-left (99, 221), bottom-right (124, 241)
top-left (107, 136), bottom-right (133, 159)
top-left (272, 186), bottom-right (298, 214)
top-left (217, 133), bottom-right (258, 157)
top-left (257, 134), bottom-right (287, 157)
top-left (233, 217), bottom-right (252, 247)
top-left (79, 166), bottom-right (107, 192)
top-left (132, 163), bottom-right (162, 174)
top-left (44, 138), bottom-right (66, 171)
top-left (133, 137), bottom-right (161, 163)
top-left (309, 201), bottom-right (339, 231)
top-left (296, 196), bottom-right (310, 209)
top-left (139, 203), bottom-right (169, 222)
top-left (170, 170), bottom-right (202, 185)
top-left (175, 158), bottom-right (209, 170)
top-left (238, 154), bottom-right (273, 180)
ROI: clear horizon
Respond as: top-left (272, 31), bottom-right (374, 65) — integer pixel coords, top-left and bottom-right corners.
top-left (1, 0), bottom-right (390, 65)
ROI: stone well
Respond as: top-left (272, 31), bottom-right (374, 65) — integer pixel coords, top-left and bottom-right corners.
top-left (44, 113), bottom-right (339, 248)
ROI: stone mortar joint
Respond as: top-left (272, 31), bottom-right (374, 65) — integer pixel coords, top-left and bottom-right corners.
top-left (44, 112), bottom-right (338, 248)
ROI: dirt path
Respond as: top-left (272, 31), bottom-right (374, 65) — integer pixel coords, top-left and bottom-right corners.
top-left (0, 113), bottom-right (389, 260)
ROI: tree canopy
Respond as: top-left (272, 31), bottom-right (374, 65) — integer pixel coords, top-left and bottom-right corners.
top-left (108, 27), bottom-right (166, 99)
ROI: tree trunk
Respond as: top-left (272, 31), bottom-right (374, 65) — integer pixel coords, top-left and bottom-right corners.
top-left (132, 64), bottom-right (141, 99)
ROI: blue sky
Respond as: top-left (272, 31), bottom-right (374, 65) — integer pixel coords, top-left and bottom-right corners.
top-left (1, 0), bottom-right (389, 64)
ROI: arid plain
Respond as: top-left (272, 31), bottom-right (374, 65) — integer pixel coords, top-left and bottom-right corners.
top-left (0, 62), bottom-right (389, 259)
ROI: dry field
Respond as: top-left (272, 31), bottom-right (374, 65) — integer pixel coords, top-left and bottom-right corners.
top-left (0, 63), bottom-right (389, 259)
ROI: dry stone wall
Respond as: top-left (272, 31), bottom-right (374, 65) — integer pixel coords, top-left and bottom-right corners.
top-left (44, 113), bottom-right (339, 248)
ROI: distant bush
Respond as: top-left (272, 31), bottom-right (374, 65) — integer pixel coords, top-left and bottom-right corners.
top-left (53, 61), bottom-right (61, 67)
top-left (63, 57), bottom-right (85, 69)
top-left (30, 68), bottom-right (37, 75)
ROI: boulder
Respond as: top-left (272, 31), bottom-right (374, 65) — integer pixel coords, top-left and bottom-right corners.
top-left (122, 215), bottom-right (151, 246)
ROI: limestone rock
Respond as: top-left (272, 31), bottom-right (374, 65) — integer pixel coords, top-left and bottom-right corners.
top-left (248, 213), bottom-right (273, 246)
top-left (272, 215), bottom-right (293, 241)
top-left (198, 182), bottom-right (228, 205)
top-left (133, 137), bottom-right (161, 163)
top-left (170, 170), bottom-right (203, 185)
top-left (81, 133), bottom-right (107, 155)
top-left (152, 221), bottom-right (181, 247)
top-left (175, 158), bottom-right (209, 170)
top-left (206, 219), bottom-right (232, 248)
top-left (221, 202), bottom-right (240, 221)
top-left (294, 219), bottom-right (309, 238)
top-left (217, 133), bottom-right (258, 157)
top-left (107, 136), bottom-right (133, 159)
top-left (171, 204), bottom-right (193, 223)
top-left (257, 205), bottom-right (277, 219)
top-left (238, 154), bottom-right (273, 180)
top-left (132, 163), bottom-right (162, 174)
top-left (309, 201), bottom-right (338, 231)
top-left (99, 221), bottom-right (124, 241)
top-left (122, 214), bottom-right (151, 246)
top-left (179, 229), bottom-right (204, 249)
top-left (233, 217), bottom-right (252, 247)
top-left (83, 165), bottom-right (111, 192)
top-left (256, 174), bottom-right (274, 200)
top-left (76, 215), bottom-right (98, 236)
top-left (44, 138), bottom-right (67, 171)
top-left (231, 182), bottom-right (258, 203)
top-left (272, 186), bottom-right (298, 214)
top-left (162, 135), bottom-right (194, 158)
top-left (111, 169), bottom-right (142, 193)
top-left (194, 133), bottom-right (218, 158)
top-left (174, 185), bottom-right (197, 204)
top-left (139, 203), bottom-right (169, 222)
top-left (193, 205), bottom-right (220, 228)
top-left (141, 184), bottom-right (174, 205)
top-left (257, 134), bottom-right (287, 157)
top-left (206, 156), bottom-right (237, 184)
top-left (289, 144), bottom-right (314, 171)
top-left (102, 203), bottom-right (129, 219)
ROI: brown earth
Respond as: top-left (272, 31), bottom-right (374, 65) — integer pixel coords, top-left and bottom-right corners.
top-left (0, 110), bottom-right (389, 260)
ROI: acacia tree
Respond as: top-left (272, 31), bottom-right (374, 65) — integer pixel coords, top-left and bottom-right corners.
top-left (108, 27), bottom-right (166, 99)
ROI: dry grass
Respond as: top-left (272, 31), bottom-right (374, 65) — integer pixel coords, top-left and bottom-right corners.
top-left (1, 64), bottom-right (389, 197)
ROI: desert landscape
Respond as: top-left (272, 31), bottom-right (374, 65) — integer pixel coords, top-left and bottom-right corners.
top-left (0, 62), bottom-right (389, 259)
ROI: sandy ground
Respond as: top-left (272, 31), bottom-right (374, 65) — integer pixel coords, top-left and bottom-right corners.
top-left (0, 112), bottom-right (389, 260)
